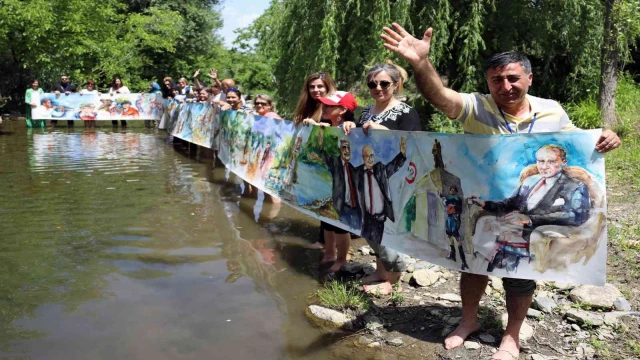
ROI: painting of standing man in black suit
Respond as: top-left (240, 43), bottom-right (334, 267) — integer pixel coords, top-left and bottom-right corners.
top-left (318, 133), bottom-right (361, 230)
top-left (357, 137), bottom-right (407, 248)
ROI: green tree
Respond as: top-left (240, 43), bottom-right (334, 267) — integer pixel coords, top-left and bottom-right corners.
top-left (242, 0), bottom-right (640, 128)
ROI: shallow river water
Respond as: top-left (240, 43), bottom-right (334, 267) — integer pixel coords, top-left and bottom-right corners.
top-left (0, 125), bottom-right (346, 359)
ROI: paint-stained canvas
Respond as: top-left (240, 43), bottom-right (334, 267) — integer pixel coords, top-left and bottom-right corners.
top-left (32, 93), bottom-right (164, 120)
top-left (174, 107), bottom-right (608, 285)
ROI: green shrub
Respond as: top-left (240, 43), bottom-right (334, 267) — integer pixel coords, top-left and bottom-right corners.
top-left (428, 112), bottom-right (463, 134)
top-left (316, 281), bottom-right (369, 311)
top-left (566, 73), bottom-right (640, 136)
top-left (565, 99), bottom-right (602, 129)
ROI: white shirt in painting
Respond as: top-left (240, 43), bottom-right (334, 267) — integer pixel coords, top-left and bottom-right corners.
top-left (363, 169), bottom-right (384, 215)
top-left (341, 159), bottom-right (354, 207)
top-left (527, 173), bottom-right (561, 209)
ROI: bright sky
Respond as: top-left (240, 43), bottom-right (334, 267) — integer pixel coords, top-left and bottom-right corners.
top-left (219, 0), bottom-right (271, 48)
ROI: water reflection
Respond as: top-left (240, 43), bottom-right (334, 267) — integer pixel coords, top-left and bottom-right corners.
top-left (0, 128), bottom-right (336, 359)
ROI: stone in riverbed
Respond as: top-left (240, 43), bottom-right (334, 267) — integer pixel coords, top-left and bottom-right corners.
top-left (497, 313), bottom-right (534, 341)
top-left (401, 272), bottom-right (413, 283)
top-left (527, 308), bottom-right (543, 318)
top-left (489, 277), bottom-right (504, 292)
top-left (564, 309), bottom-right (604, 327)
top-left (359, 246), bottom-right (372, 255)
top-left (463, 341), bottom-right (481, 350)
top-left (569, 284), bottom-right (622, 309)
top-left (306, 305), bottom-right (353, 328)
top-left (530, 354), bottom-right (547, 360)
top-left (533, 296), bottom-right (557, 314)
top-left (358, 336), bottom-right (373, 345)
top-left (412, 269), bottom-right (440, 287)
top-left (343, 262), bottom-right (363, 274)
top-left (438, 293), bottom-right (462, 302)
top-left (479, 333), bottom-right (495, 343)
top-left (362, 263), bottom-right (376, 276)
top-left (613, 298), bottom-right (631, 311)
top-left (387, 338), bottom-right (404, 347)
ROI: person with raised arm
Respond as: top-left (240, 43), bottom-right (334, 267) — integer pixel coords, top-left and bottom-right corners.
top-left (381, 23), bottom-right (621, 360)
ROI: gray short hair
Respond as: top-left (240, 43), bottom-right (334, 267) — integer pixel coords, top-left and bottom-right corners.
top-left (338, 137), bottom-right (350, 150)
top-left (485, 52), bottom-right (532, 75)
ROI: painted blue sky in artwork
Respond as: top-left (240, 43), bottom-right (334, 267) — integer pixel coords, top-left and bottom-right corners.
top-left (322, 127), bottom-right (604, 202)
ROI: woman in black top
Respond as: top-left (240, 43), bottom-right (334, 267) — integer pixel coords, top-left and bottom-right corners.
top-left (343, 62), bottom-right (421, 295)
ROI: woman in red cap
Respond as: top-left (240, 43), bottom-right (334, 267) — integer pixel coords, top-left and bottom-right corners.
top-left (343, 62), bottom-right (421, 295)
top-left (303, 91), bottom-right (358, 274)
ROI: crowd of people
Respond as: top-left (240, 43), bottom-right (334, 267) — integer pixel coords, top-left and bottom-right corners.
top-left (24, 68), bottom-right (281, 130)
top-left (22, 21), bottom-right (624, 360)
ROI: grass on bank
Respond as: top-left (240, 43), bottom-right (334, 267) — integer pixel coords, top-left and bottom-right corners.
top-left (316, 281), bottom-right (369, 312)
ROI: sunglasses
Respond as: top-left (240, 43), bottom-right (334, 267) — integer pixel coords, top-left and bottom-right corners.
top-left (254, 101), bottom-right (268, 106)
top-left (367, 80), bottom-right (393, 90)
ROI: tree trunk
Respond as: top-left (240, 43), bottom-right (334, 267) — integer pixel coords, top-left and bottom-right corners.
top-left (598, 0), bottom-right (618, 129)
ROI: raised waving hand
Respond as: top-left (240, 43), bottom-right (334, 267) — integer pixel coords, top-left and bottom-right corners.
top-left (381, 23), bottom-right (433, 66)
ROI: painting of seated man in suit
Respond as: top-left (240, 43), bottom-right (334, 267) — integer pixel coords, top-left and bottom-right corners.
top-left (470, 144), bottom-right (597, 274)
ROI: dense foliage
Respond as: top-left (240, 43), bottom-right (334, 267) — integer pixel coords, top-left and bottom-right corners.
top-left (240, 0), bottom-right (640, 130)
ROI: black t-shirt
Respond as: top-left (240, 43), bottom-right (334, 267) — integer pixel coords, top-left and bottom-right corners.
top-left (358, 102), bottom-right (421, 131)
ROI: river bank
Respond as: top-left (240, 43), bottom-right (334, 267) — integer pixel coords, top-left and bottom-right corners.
top-left (302, 138), bottom-right (640, 360)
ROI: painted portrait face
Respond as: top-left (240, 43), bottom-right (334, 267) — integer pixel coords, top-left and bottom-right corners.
top-left (122, 102), bottom-right (130, 110)
top-left (43, 99), bottom-right (52, 108)
top-left (368, 71), bottom-right (396, 103)
top-left (449, 186), bottom-right (457, 195)
top-left (339, 140), bottom-right (351, 162)
top-left (486, 63), bottom-right (532, 110)
top-left (308, 79), bottom-right (327, 99)
top-left (535, 148), bottom-right (566, 178)
top-left (362, 145), bottom-right (375, 169)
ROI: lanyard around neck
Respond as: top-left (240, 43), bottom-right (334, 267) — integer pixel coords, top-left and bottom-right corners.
top-left (498, 108), bottom-right (536, 134)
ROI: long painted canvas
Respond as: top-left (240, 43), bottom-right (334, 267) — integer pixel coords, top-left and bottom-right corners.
top-left (32, 93), bottom-right (164, 120)
top-left (170, 107), bottom-right (607, 285)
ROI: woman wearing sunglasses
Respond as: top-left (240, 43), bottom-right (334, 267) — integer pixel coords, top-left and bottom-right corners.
top-left (253, 94), bottom-right (282, 119)
top-left (343, 62), bottom-right (420, 295)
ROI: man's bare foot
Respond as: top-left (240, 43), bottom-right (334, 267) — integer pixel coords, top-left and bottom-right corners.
top-left (444, 320), bottom-right (481, 350)
top-left (307, 242), bottom-right (324, 249)
top-left (359, 274), bottom-right (387, 285)
top-left (325, 259), bottom-right (347, 273)
top-left (490, 334), bottom-right (519, 360)
top-left (363, 282), bottom-right (398, 296)
top-left (320, 256), bottom-right (336, 264)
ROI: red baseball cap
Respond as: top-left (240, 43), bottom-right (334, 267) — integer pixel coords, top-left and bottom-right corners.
top-left (317, 91), bottom-right (358, 112)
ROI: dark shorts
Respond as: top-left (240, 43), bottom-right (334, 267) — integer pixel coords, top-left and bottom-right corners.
top-left (320, 221), bottom-right (348, 235)
top-left (502, 278), bottom-right (537, 297)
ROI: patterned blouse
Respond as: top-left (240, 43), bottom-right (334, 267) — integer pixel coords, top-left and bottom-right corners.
top-left (358, 102), bottom-right (421, 131)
